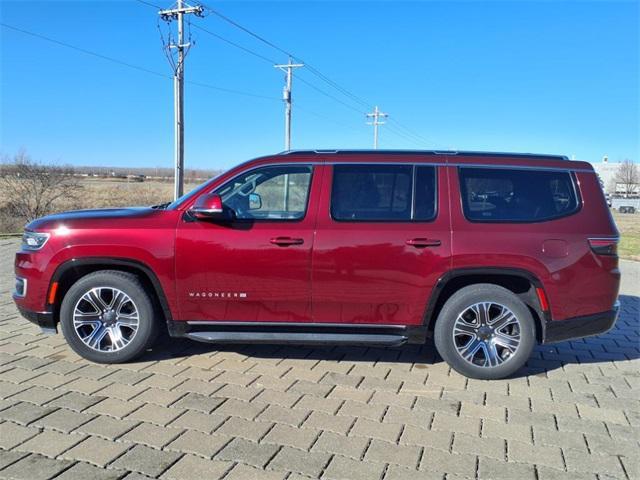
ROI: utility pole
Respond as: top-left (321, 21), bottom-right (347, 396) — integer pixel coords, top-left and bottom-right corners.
top-left (366, 106), bottom-right (388, 149)
top-left (274, 58), bottom-right (303, 211)
top-left (274, 57), bottom-right (304, 151)
top-left (159, 1), bottom-right (203, 200)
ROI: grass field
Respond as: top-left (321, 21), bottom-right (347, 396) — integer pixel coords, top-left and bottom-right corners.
top-left (613, 210), bottom-right (640, 261)
top-left (0, 177), bottom-right (201, 233)
top-left (1, 177), bottom-right (638, 261)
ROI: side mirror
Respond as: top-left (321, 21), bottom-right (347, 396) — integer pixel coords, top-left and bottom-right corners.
top-left (190, 193), bottom-right (225, 220)
top-left (249, 193), bottom-right (262, 210)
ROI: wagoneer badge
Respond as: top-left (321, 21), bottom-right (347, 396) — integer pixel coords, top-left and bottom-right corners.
top-left (189, 292), bottom-right (248, 299)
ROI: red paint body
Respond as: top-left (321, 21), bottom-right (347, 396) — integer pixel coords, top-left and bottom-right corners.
top-left (14, 152), bottom-right (620, 334)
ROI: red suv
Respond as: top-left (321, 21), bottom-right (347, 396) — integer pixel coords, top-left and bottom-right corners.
top-left (13, 151), bottom-right (620, 379)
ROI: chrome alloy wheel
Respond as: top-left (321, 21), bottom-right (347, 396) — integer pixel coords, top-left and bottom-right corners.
top-left (452, 302), bottom-right (521, 368)
top-left (73, 287), bottom-right (139, 352)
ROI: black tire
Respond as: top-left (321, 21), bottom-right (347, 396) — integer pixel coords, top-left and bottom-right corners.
top-left (433, 283), bottom-right (536, 380)
top-left (60, 270), bottom-right (158, 363)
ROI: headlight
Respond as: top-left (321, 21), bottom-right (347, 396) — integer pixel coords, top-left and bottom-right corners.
top-left (22, 231), bottom-right (50, 251)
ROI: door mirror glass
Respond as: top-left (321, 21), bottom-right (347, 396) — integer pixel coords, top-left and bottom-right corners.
top-left (190, 193), bottom-right (225, 220)
top-left (248, 193), bottom-right (262, 210)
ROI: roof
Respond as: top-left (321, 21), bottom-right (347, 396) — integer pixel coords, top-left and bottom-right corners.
top-left (278, 149), bottom-right (570, 161)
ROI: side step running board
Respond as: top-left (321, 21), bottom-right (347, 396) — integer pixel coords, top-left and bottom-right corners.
top-left (185, 331), bottom-right (409, 347)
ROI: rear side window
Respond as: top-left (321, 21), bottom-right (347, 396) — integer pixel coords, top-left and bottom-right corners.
top-left (331, 164), bottom-right (436, 221)
top-left (459, 167), bottom-right (579, 222)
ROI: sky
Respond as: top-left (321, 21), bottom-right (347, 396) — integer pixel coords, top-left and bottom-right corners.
top-left (1, 0), bottom-right (638, 171)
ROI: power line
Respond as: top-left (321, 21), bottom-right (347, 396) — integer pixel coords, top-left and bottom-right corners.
top-left (293, 102), bottom-right (364, 131)
top-left (190, 23), bottom-right (277, 65)
top-left (199, 4), bottom-right (375, 110)
top-left (294, 74), bottom-right (367, 115)
top-left (141, 3), bottom-right (360, 115)
top-left (165, 10), bottom-right (365, 116)
top-left (136, 1), bottom-right (433, 147)
top-left (187, 79), bottom-right (278, 100)
top-left (302, 64), bottom-right (371, 109)
top-left (187, 22), bottom-right (369, 117)
top-left (384, 123), bottom-right (429, 148)
top-left (200, 3), bottom-right (294, 59)
top-left (137, 1), bottom-right (405, 128)
top-left (387, 118), bottom-right (431, 146)
top-left (4, 21), bottom-right (427, 149)
top-left (134, 0), bottom-right (162, 9)
top-left (0, 22), bottom-right (279, 101)
top-left (1, 22), bottom-right (168, 79)
top-left (135, 0), bottom-right (373, 131)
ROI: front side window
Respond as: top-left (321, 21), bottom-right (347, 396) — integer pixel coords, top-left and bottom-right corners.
top-left (216, 165), bottom-right (312, 220)
top-left (331, 164), bottom-right (437, 221)
top-left (459, 167), bottom-right (579, 222)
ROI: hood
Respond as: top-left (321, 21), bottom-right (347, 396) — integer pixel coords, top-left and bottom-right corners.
top-left (26, 207), bottom-right (158, 231)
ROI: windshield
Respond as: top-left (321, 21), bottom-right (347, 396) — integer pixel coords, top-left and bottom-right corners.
top-left (166, 175), bottom-right (220, 210)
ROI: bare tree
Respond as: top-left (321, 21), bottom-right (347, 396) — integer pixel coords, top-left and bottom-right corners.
top-left (0, 150), bottom-right (82, 223)
top-left (614, 159), bottom-right (639, 196)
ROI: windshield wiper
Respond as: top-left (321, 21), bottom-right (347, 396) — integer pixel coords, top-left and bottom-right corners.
top-left (151, 201), bottom-right (171, 209)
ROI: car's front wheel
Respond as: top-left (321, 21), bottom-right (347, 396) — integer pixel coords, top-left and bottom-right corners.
top-left (60, 270), bottom-right (158, 363)
top-left (433, 284), bottom-right (536, 380)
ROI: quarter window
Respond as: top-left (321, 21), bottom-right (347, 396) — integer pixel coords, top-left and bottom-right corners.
top-left (331, 164), bottom-right (437, 221)
top-left (414, 166), bottom-right (437, 221)
top-left (216, 165), bottom-right (312, 220)
top-left (459, 167), bottom-right (579, 222)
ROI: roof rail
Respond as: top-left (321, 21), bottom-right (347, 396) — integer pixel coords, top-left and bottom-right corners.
top-left (278, 149), bottom-right (569, 160)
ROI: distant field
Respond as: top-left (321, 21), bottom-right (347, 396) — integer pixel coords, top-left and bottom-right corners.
top-left (69, 177), bottom-right (204, 209)
top-left (0, 177), bottom-right (203, 233)
top-left (613, 210), bottom-right (640, 261)
top-left (1, 178), bottom-right (638, 262)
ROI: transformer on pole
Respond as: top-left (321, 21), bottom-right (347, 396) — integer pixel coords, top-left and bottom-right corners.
top-left (274, 58), bottom-right (303, 210)
top-left (366, 106), bottom-right (388, 149)
top-left (274, 57), bottom-right (304, 151)
top-left (158, 1), bottom-right (204, 200)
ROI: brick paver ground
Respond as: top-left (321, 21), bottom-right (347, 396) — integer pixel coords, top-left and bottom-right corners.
top-left (0, 237), bottom-right (638, 480)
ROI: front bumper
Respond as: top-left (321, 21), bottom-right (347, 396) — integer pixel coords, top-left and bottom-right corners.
top-left (16, 305), bottom-right (57, 334)
top-left (542, 301), bottom-right (620, 344)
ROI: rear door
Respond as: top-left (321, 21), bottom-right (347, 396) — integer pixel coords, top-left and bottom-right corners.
top-left (311, 158), bottom-right (452, 325)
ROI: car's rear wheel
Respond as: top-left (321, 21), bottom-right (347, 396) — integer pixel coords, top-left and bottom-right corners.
top-left (60, 270), bottom-right (158, 363)
top-left (433, 283), bottom-right (536, 380)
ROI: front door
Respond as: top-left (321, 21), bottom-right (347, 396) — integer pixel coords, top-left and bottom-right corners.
top-left (312, 160), bottom-right (451, 325)
top-left (175, 163), bottom-right (320, 322)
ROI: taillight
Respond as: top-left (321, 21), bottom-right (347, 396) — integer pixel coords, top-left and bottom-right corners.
top-left (588, 237), bottom-right (619, 256)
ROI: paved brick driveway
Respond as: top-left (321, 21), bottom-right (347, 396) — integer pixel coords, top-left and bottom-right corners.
top-left (0, 238), bottom-right (638, 480)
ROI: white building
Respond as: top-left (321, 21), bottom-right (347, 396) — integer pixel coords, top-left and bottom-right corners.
top-left (590, 157), bottom-right (638, 194)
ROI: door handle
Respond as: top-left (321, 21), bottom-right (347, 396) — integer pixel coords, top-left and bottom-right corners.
top-left (406, 238), bottom-right (441, 248)
top-left (270, 237), bottom-right (304, 246)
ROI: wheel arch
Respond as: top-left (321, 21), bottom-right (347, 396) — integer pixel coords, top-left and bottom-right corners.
top-left (50, 257), bottom-right (173, 329)
top-left (423, 267), bottom-right (549, 343)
